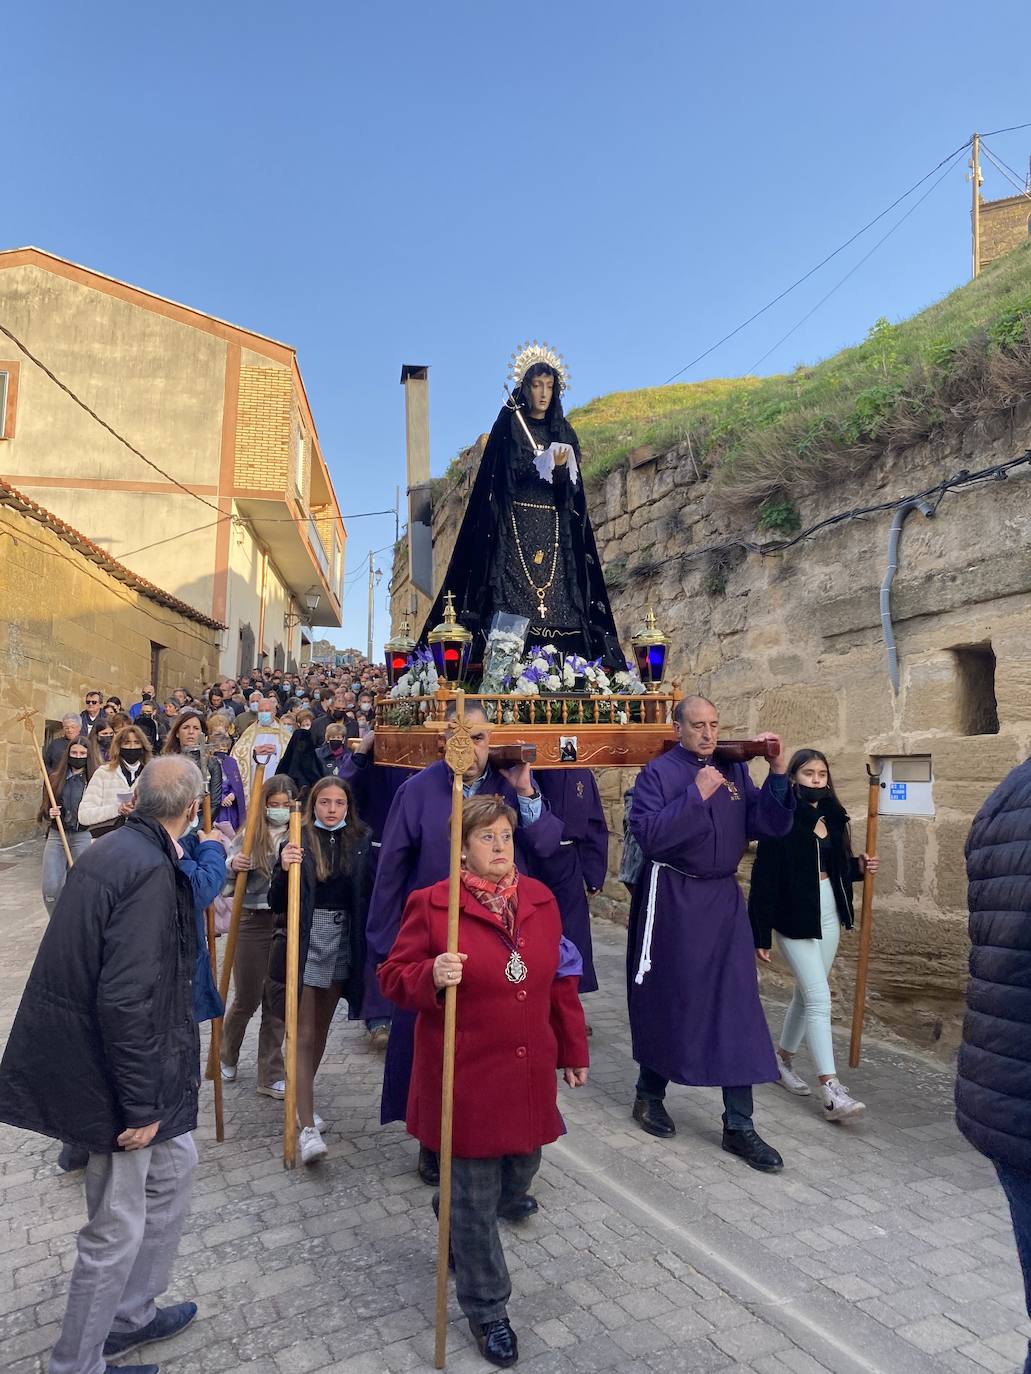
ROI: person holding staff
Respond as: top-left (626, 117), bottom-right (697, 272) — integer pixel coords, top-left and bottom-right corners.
top-left (379, 794), bottom-right (589, 1370)
top-left (39, 736), bottom-right (93, 917)
top-left (626, 695), bottom-right (792, 1170)
top-left (267, 777), bottom-right (373, 1164)
top-left (748, 748), bottom-right (878, 1120)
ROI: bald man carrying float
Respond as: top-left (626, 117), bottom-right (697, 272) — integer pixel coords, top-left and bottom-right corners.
top-left (626, 696), bottom-right (793, 1172)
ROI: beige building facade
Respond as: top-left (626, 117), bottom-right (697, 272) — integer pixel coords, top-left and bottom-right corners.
top-left (0, 248), bottom-right (345, 678)
top-left (978, 190), bottom-right (1031, 269)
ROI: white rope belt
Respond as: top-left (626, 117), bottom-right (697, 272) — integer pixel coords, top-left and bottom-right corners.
top-left (633, 860), bottom-right (735, 985)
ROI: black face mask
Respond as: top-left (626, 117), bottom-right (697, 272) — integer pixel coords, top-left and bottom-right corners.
top-left (796, 783), bottom-right (829, 803)
top-left (69, 759), bottom-right (87, 771)
top-left (121, 748), bottom-right (144, 765)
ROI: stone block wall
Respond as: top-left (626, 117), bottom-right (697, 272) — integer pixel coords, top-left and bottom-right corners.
top-left (392, 401), bottom-right (1031, 1054)
top-left (0, 502), bottom-right (222, 848)
top-left (980, 193), bottom-right (1031, 269)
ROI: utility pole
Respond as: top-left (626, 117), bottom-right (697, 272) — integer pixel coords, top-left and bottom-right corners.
top-left (970, 132), bottom-right (983, 278)
top-left (366, 550), bottom-right (382, 662)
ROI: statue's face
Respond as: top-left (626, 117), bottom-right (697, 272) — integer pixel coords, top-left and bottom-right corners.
top-left (526, 372), bottom-right (553, 417)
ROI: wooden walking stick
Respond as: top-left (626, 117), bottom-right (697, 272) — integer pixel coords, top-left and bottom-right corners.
top-left (849, 763), bottom-right (882, 1069)
top-left (205, 756), bottom-right (268, 1080)
top-left (435, 691), bottom-right (473, 1370)
top-left (202, 793), bottom-right (225, 1143)
top-left (17, 709), bottom-right (73, 867)
top-left (283, 801), bottom-right (303, 1170)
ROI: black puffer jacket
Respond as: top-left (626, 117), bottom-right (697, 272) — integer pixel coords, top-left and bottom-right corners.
top-left (956, 757), bottom-right (1031, 1172)
top-left (748, 795), bottom-right (862, 948)
top-left (0, 814), bottom-right (199, 1152)
top-left (267, 824), bottom-right (373, 1021)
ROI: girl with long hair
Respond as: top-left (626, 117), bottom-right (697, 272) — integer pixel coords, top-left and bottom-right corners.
top-left (749, 749), bottom-right (879, 1122)
top-left (38, 736), bottom-right (93, 915)
top-left (220, 774), bottom-right (298, 1097)
top-left (268, 776), bottom-right (373, 1163)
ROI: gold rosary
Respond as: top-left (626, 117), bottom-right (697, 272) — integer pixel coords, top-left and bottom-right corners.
top-left (510, 508), bottom-right (559, 619)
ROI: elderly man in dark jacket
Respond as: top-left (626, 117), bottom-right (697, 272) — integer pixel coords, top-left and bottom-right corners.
top-left (0, 755), bottom-right (208, 1374)
top-left (956, 755), bottom-right (1031, 1374)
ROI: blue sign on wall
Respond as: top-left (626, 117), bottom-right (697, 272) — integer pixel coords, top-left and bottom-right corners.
top-left (890, 782), bottom-right (908, 801)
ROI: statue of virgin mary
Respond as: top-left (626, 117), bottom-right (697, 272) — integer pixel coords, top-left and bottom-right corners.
top-left (420, 342), bottom-right (625, 670)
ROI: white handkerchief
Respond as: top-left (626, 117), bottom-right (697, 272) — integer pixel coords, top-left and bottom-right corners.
top-left (532, 442), bottom-right (580, 488)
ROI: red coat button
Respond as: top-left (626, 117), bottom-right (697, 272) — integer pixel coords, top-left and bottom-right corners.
top-left (516, 990), bottom-right (527, 1002)
top-left (517, 938), bottom-right (525, 948)
top-left (515, 1046), bottom-right (527, 1058)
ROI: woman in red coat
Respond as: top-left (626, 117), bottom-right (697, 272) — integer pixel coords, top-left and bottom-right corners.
top-left (379, 793), bottom-right (589, 1369)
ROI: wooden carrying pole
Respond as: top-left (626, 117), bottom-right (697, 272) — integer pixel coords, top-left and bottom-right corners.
top-left (18, 710), bottom-right (73, 867)
top-left (205, 760), bottom-right (267, 1080)
top-left (435, 691), bottom-right (472, 1370)
top-left (202, 794), bottom-right (225, 1143)
top-left (282, 802), bottom-right (303, 1169)
top-left (849, 765), bottom-right (882, 1068)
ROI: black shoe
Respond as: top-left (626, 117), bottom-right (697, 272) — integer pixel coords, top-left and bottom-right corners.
top-left (497, 1194), bottom-right (538, 1223)
top-left (57, 1143), bottom-right (89, 1173)
top-left (721, 1127), bottom-right (783, 1172)
top-left (418, 1146), bottom-right (440, 1186)
top-left (103, 1301), bottom-right (197, 1358)
top-left (632, 1096), bottom-right (676, 1138)
top-left (474, 1318), bottom-right (519, 1368)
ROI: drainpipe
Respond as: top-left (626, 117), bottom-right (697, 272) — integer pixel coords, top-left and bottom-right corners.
top-left (881, 498), bottom-right (935, 693)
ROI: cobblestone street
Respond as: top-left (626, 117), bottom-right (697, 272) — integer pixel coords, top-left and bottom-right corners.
top-left (2, 840), bottom-right (1028, 1374)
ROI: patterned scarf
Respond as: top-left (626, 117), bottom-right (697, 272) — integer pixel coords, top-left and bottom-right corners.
top-left (460, 867), bottom-right (520, 934)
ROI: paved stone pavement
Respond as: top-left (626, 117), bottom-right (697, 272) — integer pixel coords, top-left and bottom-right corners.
top-left (1, 840), bottom-right (1029, 1374)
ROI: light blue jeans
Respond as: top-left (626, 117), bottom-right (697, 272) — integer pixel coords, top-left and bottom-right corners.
top-left (41, 828), bottom-right (93, 916)
top-left (775, 878), bottom-right (840, 1078)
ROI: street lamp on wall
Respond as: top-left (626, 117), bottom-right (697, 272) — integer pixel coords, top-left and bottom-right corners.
top-left (284, 586), bottom-right (322, 631)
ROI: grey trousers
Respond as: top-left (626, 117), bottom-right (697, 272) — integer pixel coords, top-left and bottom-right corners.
top-left (41, 829), bottom-right (93, 917)
top-left (50, 1132), bottom-right (197, 1374)
top-left (450, 1150), bottom-right (541, 1329)
top-left (221, 906), bottom-right (285, 1087)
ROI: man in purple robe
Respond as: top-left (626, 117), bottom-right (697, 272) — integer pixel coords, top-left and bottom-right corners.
top-left (529, 770), bottom-right (609, 996)
top-left (368, 704), bottom-right (563, 1195)
top-left (627, 695), bottom-right (793, 1173)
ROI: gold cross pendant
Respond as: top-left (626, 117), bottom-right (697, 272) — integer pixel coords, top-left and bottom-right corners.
top-left (538, 599), bottom-right (548, 617)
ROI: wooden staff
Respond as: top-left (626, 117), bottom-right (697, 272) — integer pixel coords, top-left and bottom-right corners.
top-left (205, 757), bottom-right (268, 1080)
top-left (283, 801), bottom-right (303, 1170)
top-left (202, 793), bottom-right (225, 1143)
top-left (849, 764), bottom-right (882, 1068)
top-left (17, 709), bottom-right (73, 867)
top-left (435, 690), bottom-right (473, 1370)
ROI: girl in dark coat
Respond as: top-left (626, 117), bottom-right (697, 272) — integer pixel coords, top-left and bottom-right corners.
top-left (749, 749), bottom-right (878, 1122)
top-left (268, 776), bottom-right (372, 1163)
top-left (38, 736), bottom-right (93, 916)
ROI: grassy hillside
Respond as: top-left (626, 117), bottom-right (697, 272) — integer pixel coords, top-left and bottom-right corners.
top-left (570, 243), bottom-right (1031, 512)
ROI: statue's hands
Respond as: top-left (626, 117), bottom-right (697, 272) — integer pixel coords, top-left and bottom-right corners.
top-left (553, 445), bottom-right (570, 467)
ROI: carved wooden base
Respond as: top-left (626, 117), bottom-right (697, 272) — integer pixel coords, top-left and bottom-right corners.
top-left (371, 722), bottom-right (677, 770)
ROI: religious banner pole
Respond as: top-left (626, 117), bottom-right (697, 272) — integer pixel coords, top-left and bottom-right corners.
top-left (849, 764), bottom-right (882, 1068)
top-left (283, 801), bottom-right (303, 1169)
top-left (435, 690), bottom-right (472, 1370)
top-left (206, 758), bottom-right (267, 1081)
top-left (202, 793), bottom-right (225, 1144)
top-left (18, 709), bottom-right (73, 868)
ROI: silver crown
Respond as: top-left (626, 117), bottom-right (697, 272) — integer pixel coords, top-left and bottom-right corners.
top-left (507, 340), bottom-right (571, 394)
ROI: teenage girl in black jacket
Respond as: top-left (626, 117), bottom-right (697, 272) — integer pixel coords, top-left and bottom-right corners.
top-left (749, 749), bottom-right (878, 1122)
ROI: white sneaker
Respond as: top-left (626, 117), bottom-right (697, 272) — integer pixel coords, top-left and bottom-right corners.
top-left (299, 1125), bottom-right (328, 1164)
top-left (777, 1061), bottom-right (811, 1096)
top-left (220, 1062), bottom-right (237, 1082)
top-left (297, 1111), bottom-right (326, 1132)
top-left (257, 1081), bottom-right (285, 1100)
top-left (821, 1079), bottom-right (866, 1121)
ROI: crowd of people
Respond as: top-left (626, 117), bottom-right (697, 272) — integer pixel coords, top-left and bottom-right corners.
top-left (2, 672), bottom-right (1030, 1373)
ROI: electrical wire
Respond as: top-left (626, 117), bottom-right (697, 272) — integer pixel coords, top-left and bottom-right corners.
top-left (983, 121), bottom-right (1031, 137)
top-left (980, 142), bottom-right (1031, 201)
top-left (662, 138), bottom-right (974, 385)
top-left (749, 149), bottom-right (967, 373)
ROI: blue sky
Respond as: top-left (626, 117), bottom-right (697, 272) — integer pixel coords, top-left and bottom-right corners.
top-left (6, 2), bottom-right (1031, 647)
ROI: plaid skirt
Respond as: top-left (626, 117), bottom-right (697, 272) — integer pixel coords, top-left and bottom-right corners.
top-left (303, 907), bottom-right (353, 989)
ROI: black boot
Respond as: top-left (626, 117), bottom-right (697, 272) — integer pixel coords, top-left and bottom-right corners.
top-left (474, 1318), bottom-right (519, 1368)
top-left (632, 1096), bottom-right (676, 1138)
top-left (722, 1127), bottom-right (783, 1172)
top-left (497, 1194), bottom-right (538, 1222)
top-left (418, 1146), bottom-right (440, 1185)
